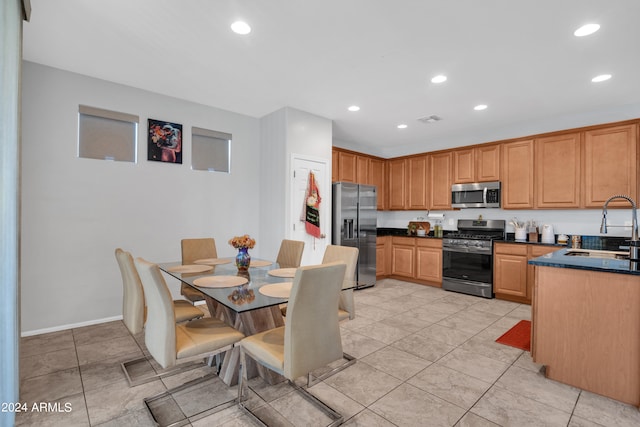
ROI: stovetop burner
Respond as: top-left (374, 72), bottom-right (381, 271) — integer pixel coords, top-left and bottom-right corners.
top-left (446, 233), bottom-right (503, 241)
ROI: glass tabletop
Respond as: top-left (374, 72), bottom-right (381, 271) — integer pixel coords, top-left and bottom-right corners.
top-left (159, 260), bottom-right (288, 313)
top-left (159, 260), bottom-right (357, 314)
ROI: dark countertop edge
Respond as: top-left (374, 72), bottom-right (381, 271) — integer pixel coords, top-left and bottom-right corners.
top-left (528, 248), bottom-right (640, 276)
top-left (501, 238), bottom-right (566, 247)
top-left (377, 228), bottom-right (444, 238)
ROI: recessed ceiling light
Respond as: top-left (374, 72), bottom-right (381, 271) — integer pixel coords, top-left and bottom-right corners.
top-left (591, 74), bottom-right (612, 82)
top-left (574, 24), bottom-right (600, 37)
top-left (474, 104), bottom-right (488, 111)
top-left (231, 21), bottom-right (251, 35)
top-left (348, 105), bottom-right (360, 112)
top-left (431, 75), bottom-right (447, 84)
top-left (397, 124), bottom-right (408, 129)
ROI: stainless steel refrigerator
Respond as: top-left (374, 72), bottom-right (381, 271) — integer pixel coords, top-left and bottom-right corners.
top-left (332, 182), bottom-right (377, 289)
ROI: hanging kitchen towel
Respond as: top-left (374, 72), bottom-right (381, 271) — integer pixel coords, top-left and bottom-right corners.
top-left (304, 171), bottom-right (322, 238)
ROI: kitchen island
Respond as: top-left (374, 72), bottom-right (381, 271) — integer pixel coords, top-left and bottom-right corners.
top-left (529, 248), bottom-right (640, 407)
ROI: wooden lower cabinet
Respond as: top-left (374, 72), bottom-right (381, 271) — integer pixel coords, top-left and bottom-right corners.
top-left (376, 236), bottom-right (390, 277)
top-left (379, 236), bottom-right (442, 286)
top-left (391, 237), bottom-right (415, 278)
top-left (416, 238), bottom-right (442, 284)
top-left (494, 243), bottom-right (560, 304)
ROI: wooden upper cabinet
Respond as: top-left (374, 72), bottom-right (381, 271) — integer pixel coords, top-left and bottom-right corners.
top-left (583, 124), bottom-right (638, 207)
top-left (388, 158), bottom-right (407, 210)
top-left (535, 133), bottom-right (581, 208)
top-left (369, 158), bottom-right (386, 210)
top-left (429, 152), bottom-right (452, 210)
top-left (338, 151), bottom-right (357, 183)
top-left (407, 155), bottom-right (428, 210)
top-left (453, 145), bottom-right (500, 184)
top-left (502, 140), bottom-right (534, 209)
top-left (331, 149), bottom-right (339, 182)
top-left (476, 144), bottom-right (501, 182)
top-left (356, 155), bottom-right (370, 185)
top-left (453, 149), bottom-right (474, 183)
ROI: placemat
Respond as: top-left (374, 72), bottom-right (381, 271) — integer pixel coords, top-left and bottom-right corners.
top-left (193, 276), bottom-right (248, 288)
top-left (268, 268), bottom-right (297, 278)
top-left (250, 259), bottom-right (273, 267)
top-left (193, 258), bottom-right (233, 266)
top-left (166, 264), bottom-right (213, 274)
top-left (259, 282), bottom-right (292, 298)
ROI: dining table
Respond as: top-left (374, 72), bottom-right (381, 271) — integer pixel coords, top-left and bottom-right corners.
top-left (159, 257), bottom-right (353, 386)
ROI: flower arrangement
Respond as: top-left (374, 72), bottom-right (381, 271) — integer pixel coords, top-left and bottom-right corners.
top-left (229, 234), bottom-right (256, 249)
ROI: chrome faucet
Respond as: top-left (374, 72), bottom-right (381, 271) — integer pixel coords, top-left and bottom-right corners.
top-left (599, 194), bottom-right (639, 260)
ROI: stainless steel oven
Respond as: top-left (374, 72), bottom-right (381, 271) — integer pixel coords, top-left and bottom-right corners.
top-left (442, 219), bottom-right (505, 298)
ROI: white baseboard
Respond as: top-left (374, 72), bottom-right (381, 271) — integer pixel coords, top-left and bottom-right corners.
top-left (21, 315), bottom-right (124, 337)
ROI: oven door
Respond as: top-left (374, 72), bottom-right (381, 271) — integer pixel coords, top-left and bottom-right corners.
top-left (442, 247), bottom-right (493, 284)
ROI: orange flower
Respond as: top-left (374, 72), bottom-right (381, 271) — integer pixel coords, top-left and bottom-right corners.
top-left (228, 234), bottom-right (256, 249)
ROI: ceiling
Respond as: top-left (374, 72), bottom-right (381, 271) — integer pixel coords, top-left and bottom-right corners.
top-left (22, 0), bottom-right (640, 157)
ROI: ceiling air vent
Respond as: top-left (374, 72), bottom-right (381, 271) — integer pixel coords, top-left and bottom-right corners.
top-left (417, 115), bottom-right (443, 124)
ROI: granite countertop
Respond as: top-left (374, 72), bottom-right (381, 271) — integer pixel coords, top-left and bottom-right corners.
top-left (529, 248), bottom-right (640, 276)
top-left (502, 237), bottom-right (566, 247)
top-left (377, 228), bottom-right (445, 238)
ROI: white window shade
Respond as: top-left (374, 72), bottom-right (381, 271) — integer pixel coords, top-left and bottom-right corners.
top-left (191, 127), bottom-right (231, 172)
top-left (78, 105), bottom-right (138, 162)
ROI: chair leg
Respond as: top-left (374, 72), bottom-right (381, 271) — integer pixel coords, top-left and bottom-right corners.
top-left (121, 356), bottom-right (204, 388)
top-left (237, 347), bottom-right (343, 427)
top-left (143, 373), bottom-right (235, 427)
top-left (307, 352), bottom-right (356, 387)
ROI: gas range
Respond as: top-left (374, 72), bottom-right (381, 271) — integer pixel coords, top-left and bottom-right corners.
top-left (442, 219), bottom-right (506, 299)
top-left (442, 220), bottom-right (506, 254)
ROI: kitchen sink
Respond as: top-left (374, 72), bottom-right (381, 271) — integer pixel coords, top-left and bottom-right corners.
top-left (564, 249), bottom-right (630, 260)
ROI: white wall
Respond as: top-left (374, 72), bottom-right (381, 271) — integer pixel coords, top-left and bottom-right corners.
top-left (259, 107), bottom-right (333, 264)
top-left (21, 62), bottom-right (262, 334)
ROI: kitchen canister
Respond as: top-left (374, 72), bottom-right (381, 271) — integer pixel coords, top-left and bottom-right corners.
top-left (571, 235), bottom-right (581, 249)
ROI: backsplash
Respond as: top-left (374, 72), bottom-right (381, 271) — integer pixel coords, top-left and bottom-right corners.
top-left (378, 207), bottom-right (635, 239)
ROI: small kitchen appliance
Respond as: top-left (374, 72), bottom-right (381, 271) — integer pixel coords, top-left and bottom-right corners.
top-left (541, 224), bottom-right (555, 244)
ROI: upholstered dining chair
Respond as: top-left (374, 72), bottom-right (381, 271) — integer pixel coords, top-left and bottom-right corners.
top-left (115, 248), bottom-right (205, 386)
top-left (275, 239), bottom-right (305, 268)
top-left (237, 262), bottom-right (347, 426)
top-left (322, 245), bottom-right (359, 321)
top-left (180, 238), bottom-right (218, 303)
top-left (135, 257), bottom-right (245, 426)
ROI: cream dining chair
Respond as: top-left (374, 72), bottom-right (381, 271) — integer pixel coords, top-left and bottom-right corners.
top-left (237, 262), bottom-right (347, 426)
top-left (180, 238), bottom-right (218, 303)
top-left (115, 248), bottom-right (205, 386)
top-left (135, 257), bottom-right (245, 426)
top-left (280, 244), bottom-right (358, 321)
top-left (322, 245), bottom-right (359, 321)
top-left (275, 239), bottom-right (305, 268)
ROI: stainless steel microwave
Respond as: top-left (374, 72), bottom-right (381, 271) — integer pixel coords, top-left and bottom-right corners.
top-left (451, 181), bottom-right (501, 208)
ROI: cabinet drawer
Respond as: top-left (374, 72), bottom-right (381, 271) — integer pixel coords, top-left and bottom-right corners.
top-left (392, 236), bottom-right (415, 245)
top-left (529, 245), bottom-right (560, 257)
top-left (494, 243), bottom-right (528, 256)
top-left (416, 238), bottom-right (442, 248)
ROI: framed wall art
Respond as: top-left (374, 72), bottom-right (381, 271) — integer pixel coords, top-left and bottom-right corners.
top-left (148, 119), bottom-right (182, 164)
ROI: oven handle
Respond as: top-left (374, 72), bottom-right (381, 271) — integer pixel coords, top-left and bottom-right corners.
top-left (443, 247), bottom-right (492, 255)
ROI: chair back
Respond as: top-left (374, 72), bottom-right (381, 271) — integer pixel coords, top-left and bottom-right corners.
top-left (181, 238), bottom-right (218, 264)
top-left (115, 248), bottom-right (145, 335)
top-left (134, 257), bottom-right (178, 368)
top-left (322, 245), bottom-right (359, 318)
top-left (276, 239), bottom-right (305, 268)
top-left (284, 262), bottom-right (346, 380)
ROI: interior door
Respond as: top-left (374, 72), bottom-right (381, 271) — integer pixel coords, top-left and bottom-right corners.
top-left (291, 156), bottom-right (328, 266)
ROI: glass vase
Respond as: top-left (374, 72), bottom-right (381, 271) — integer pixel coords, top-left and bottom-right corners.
top-left (236, 247), bottom-right (251, 272)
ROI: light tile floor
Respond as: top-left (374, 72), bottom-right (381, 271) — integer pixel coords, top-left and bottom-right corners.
top-left (16, 278), bottom-right (640, 426)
